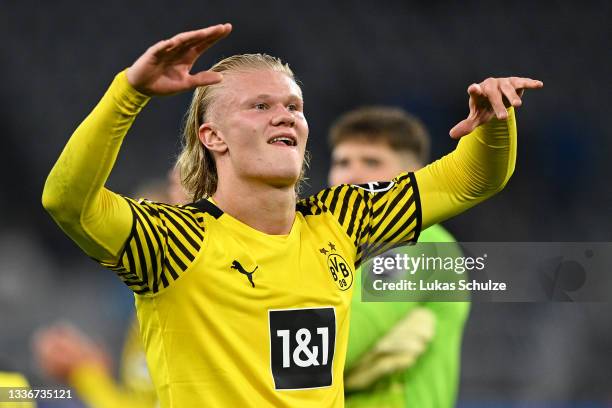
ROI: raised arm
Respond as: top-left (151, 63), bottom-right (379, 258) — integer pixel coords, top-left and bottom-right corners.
top-left (41, 24), bottom-right (232, 264)
top-left (416, 76), bottom-right (543, 228)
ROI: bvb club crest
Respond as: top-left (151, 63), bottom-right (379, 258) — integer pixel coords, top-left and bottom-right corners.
top-left (319, 242), bottom-right (353, 291)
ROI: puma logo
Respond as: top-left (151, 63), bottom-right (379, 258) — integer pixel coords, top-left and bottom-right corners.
top-left (231, 260), bottom-right (258, 288)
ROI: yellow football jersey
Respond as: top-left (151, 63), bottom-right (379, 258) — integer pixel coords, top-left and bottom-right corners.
top-left (120, 317), bottom-right (156, 397)
top-left (101, 175), bottom-right (420, 407)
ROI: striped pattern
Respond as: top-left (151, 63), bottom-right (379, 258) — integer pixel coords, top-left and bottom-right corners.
top-left (102, 172), bottom-right (420, 293)
top-left (298, 172), bottom-right (422, 267)
top-left (104, 197), bottom-right (205, 294)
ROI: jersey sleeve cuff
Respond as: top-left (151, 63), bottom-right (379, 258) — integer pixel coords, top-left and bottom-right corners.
top-left (472, 107), bottom-right (516, 148)
top-left (108, 70), bottom-right (151, 116)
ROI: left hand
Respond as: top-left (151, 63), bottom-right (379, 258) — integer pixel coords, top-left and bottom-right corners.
top-left (344, 307), bottom-right (436, 390)
top-left (449, 76), bottom-right (543, 139)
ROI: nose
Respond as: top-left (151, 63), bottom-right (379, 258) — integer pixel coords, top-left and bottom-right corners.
top-left (270, 105), bottom-right (295, 127)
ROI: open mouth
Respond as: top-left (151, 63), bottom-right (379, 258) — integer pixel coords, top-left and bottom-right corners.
top-left (267, 135), bottom-right (297, 147)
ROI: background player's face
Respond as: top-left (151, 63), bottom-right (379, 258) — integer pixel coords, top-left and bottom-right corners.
top-left (328, 139), bottom-right (421, 185)
top-left (210, 69), bottom-right (308, 189)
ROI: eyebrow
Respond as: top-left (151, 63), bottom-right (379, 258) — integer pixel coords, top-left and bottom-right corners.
top-left (247, 94), bottom-right (303, 102)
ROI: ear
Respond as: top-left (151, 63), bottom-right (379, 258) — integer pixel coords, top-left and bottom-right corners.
top-left (199, 122), bottom-right (228, 154)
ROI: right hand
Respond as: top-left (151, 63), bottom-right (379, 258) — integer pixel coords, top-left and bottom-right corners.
top-left (126, 23), bottom-right (232, 96)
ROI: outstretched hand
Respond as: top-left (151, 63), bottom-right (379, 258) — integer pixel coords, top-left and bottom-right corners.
top-left (449, 76), bottom-right (543, 139)
top-left (126, 23), bottom-right (232, 96)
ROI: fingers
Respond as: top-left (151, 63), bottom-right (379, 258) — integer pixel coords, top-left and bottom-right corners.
top-left (172, 23), bottom-right (232, 47)
top-left (450, 75), bottom-right (542, 139)
top-left (187, 70), bottom-right (224, 88)
top-left (128, 24), bottom-right (232, 95)
top-left (511, 77), bottom-right (543, 99)
top-left (499, 79), bottom-right (522, 108)
top-left (169, 24), bottom-right (232, 53)
top-left (510, 76), bottom-right (544, 90)
top-left (152, 23), bottom-right (232, 59)
top-left (476, 76), bottom-right (543, 121)
top-left (193, 24), bottom-right (233, 54)
top-left (481, 78), bottom-right (508, 120)
top-left (449, 86), bottom-right (481, 138)
top-left (467, 83), bottom-right (484, 98)
top-left (449, 117), bottom-right (477, 139)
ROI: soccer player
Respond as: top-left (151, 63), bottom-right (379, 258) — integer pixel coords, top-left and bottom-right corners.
top-left (42, 23), bottom-right (542, 406)
top-left (328, 107), bottom-right (469, 407)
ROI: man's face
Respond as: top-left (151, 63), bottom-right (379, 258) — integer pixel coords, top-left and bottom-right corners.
top-left (328, 138), bottom-right (421, 186)
top-left (206, 69), bottom-right (308, 189)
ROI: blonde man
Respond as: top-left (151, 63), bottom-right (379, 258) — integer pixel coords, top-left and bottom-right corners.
top-left (42, 23), bottom-right (541, 407)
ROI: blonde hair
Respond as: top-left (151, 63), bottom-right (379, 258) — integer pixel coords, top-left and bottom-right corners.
top-left (177, 53), bottom-right (308, 201)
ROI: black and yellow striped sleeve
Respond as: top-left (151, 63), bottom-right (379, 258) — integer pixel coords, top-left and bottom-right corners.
top-left (99, 198), bottom-right (205, 295)
top-left (299, 172), bottom-right (421, 267)
top-left (299, 109), bottom-right (516, 269)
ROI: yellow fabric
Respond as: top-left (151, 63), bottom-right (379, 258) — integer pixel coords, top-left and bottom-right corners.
top-left (42, 71), bottom-right (516, 407)
top-left (416, 108), bottom-right (516, 228)
top-left (0, 372), bottom-right (35, 408)
top-left (69, 362), bottom-right (156, 408)
top-left (42, 71), bottom-right (149, 263)
top-left (120, 318), bottom-right (155, 394)
top-left (90, 174), bottom-right (419, 407)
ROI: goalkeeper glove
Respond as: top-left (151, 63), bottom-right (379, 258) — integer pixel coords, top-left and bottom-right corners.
top-left (345, 307), bottom-right (436, 390)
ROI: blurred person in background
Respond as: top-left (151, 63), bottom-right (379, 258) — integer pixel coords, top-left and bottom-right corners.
top-left (33, 172), bottom-right (187, 408)
top-left (328, 107), bottom-right (469, 407)
top-left (41, 21), bottom-right (541, 406)
top-left (33, 323), bottom-right (151, 408)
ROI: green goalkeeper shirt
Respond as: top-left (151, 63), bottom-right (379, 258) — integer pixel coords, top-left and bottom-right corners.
top-left (346, 224), bottom-right (470, 408)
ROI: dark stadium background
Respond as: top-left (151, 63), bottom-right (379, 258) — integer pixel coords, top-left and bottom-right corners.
top-left (1, 1), bottom-right (610, 406)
